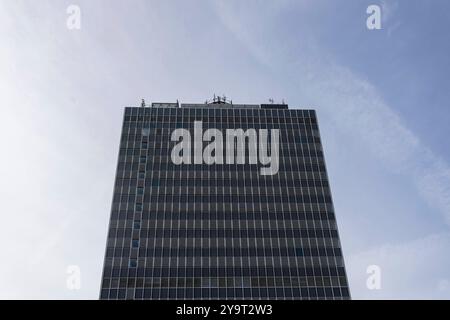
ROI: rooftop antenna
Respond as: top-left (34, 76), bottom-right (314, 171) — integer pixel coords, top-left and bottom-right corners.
top-left (141, 99), bottom-right (146, 108)
top-left (269, 98), bottom-right (274, 104)
top-left (206, 94), bottom-right (232, 105)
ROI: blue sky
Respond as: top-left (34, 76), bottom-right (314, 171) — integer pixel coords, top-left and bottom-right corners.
top-left (1, 0), bottom-right (449, 299)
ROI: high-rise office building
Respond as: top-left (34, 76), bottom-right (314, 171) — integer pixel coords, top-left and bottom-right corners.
top-left (100, 98), bottom-right (350, 300)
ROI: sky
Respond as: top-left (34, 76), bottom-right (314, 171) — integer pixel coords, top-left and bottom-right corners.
top-left (0, 0), bottom-right (450, 299)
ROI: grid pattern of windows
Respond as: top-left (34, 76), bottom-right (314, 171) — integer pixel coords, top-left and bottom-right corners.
top-left (100, 105), bottom-right (350, 300)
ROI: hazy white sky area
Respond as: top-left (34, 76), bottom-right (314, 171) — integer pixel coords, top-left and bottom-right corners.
top-left (1, 0), bottom-right (450, 299)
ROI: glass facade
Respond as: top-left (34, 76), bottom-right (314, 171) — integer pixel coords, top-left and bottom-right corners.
top-left (100, 102), bottom-right (350, 300)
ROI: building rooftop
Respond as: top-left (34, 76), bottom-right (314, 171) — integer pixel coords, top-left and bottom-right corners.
top-left (139, 96), bottom-right (289, 109)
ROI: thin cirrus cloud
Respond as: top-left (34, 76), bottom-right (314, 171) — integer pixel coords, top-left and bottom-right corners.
top-left (212, 1), bottom-right (450, 227)
top-left (305, 63), bottom-right (450, 227)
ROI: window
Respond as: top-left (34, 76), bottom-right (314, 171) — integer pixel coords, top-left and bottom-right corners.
top-left (132, 239), bottom-right (139, 248)
top-left (201, 278), bottom-right (210, 288)
top-left (129, 259), bottom-right (137, 268)
top-left (133, 220), bottom-right (141, 229)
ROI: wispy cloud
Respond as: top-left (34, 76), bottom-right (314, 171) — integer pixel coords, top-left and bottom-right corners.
top-left (305, 62), bottom-right (450, 225)
top-left (381, 0), bottom-right (402, 36)
top-left (213, 0), bottom-right (450, 227)
top-left (381, 0), bottom-right (399, 24)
